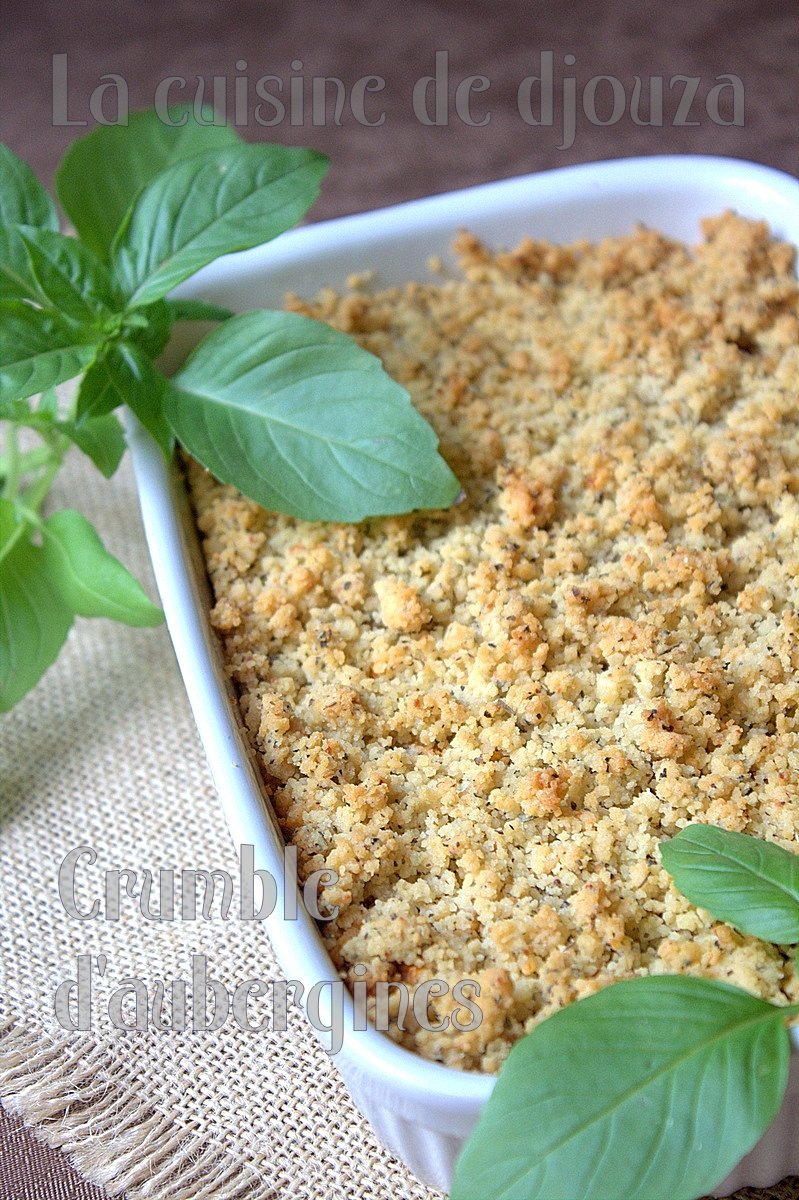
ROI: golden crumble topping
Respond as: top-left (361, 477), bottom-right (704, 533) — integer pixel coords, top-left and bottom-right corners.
top-left (187, 213), bottom-right (799, 1072)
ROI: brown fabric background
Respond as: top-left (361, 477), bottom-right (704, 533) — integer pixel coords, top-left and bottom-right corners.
top-left (0, 1112), bottom-right (105, 1200)
top-left (0, 1), bottom-right (797, 1197)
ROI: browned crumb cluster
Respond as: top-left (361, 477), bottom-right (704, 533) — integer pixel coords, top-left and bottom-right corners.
top-left (188, 213), bottom-right (799, 1072)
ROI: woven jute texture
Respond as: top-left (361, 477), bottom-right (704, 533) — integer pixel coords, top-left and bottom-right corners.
top-left (0, 445), bottom-right (795, 1200)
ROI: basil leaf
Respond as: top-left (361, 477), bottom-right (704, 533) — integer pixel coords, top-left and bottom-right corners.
top-left (4, 226), bottom-right (119, 322)
top-left (165, 310), bottom-right (461, 521)
top-left (0, 225), bottom-right (108, 318)
top-left (75, 353), bottom-right (123, 422)
top-left (452, 976), bottom-right (791, 1200)
top-left (0, 301), bottom-right (99, 403)
top-left (125, 299), bottom-right (172, 359)
top-left (0, 391), bottom-right (58, 437)
top-left (0, 225), bottom-right (47, 306)
top-left (165, 298), bottom-right (234, 323)
top-left (112, 343), bottom-right (173, 457)
top-left (73, 345), bottom-right (171, 460)
top-left (0, 145), bottom-right (59, 231)
top-left (75, 342), bottom-right (173, 457)
top-left (0, 500), bottom-right (17, 552)
top-left (0, 396), bottom-right (36, 422)
top-left (60, 412), bottom-right (127, 479)
top-left (41, 508), bottom-right (163, 626)
top-left (111, 144), bottom-right (328, 308)
top-left (0, 499), bottom-right (73, 711)
top-left (55, 107), bottom-right (241, 260)
top-left (661, 825), bottom-right (799, 944)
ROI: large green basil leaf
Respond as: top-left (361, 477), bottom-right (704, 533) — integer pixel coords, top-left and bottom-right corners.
top-left (451, 976), bottom-right (792, 1200)
top-left (165, 310), bottom-right (461, 521)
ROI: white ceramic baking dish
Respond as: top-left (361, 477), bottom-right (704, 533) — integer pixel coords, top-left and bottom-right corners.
top-left (128, 155), bottom-right (799, 1197)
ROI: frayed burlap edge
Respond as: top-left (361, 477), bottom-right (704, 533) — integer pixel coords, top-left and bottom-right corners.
top-left (0, 1012), bottom-right (269, 1200)
top-left (3, 1018), bottom-right (798, 1200)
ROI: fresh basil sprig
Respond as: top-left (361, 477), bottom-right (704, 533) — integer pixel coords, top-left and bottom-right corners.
top-left (0, 109), bottom-right (461, 712)
top-left (452, 825), bottom-right (799, 1200)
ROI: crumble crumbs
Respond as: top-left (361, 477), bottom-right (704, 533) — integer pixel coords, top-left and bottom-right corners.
top-left (188, 212), bottom-right (799, 1072)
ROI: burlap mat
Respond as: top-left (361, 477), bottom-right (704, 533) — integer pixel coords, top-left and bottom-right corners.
top-left (0, 445), bottom-right (796, 1200)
